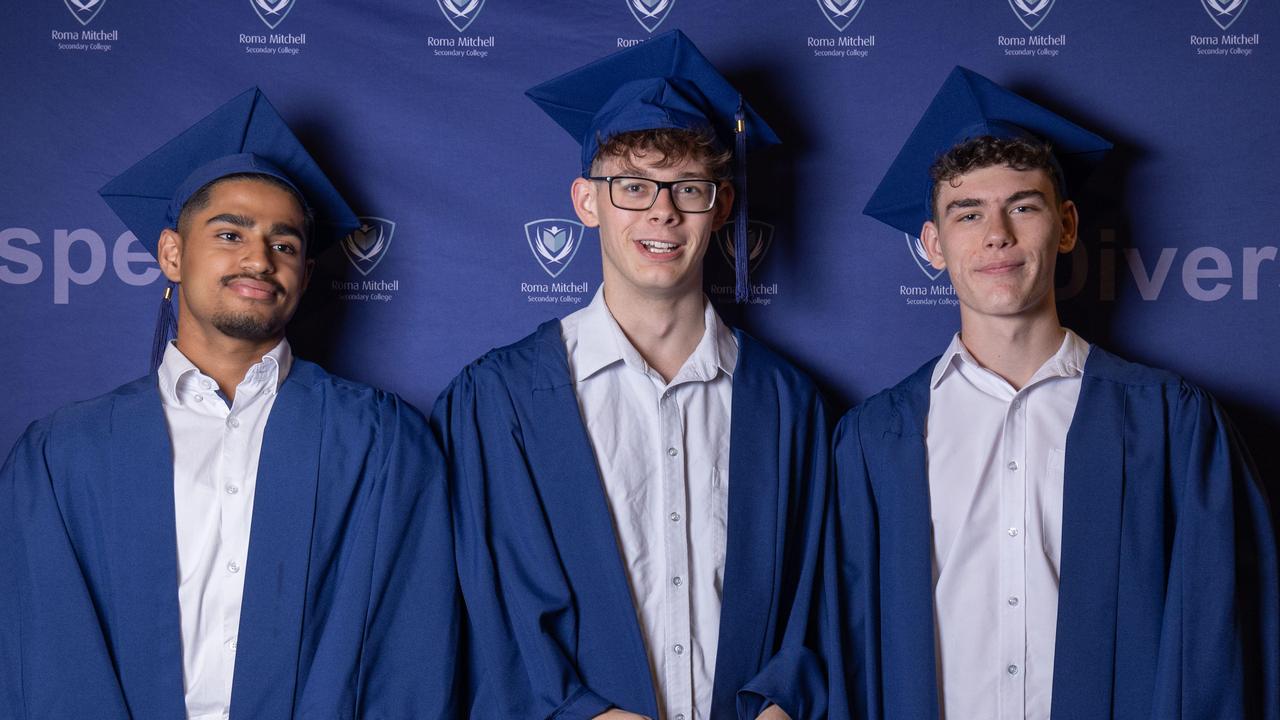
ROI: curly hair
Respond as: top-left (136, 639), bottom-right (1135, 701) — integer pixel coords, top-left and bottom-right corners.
top-left (592, 127), bottom-right (734, 181)
top-left (929, 135), bottom-right (1065, 216)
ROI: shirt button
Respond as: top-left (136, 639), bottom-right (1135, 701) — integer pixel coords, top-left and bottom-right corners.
top-left (669, 512), bottom-right (681, 523)
top-left (1007, 664), bottom-right (1019, 676)
top-left (673, 644), bottom-right (684, 655)
top-left (227, 560), bottom-right (240, 574)
top-left (228, 417), bottom-right (241, 429)
top-left (1008, 596), bottom-right (1020, 607)
top-left (228, 638), bottom-right (238, 652)
top-left (202, 380), bottom-right (213, 390)
top-left (226, 485), bottom-right (239, 495)
top-left (672, 576), bottom-right (682, 587)
top-left (667, 447), bottom-right (678, 457)
top-left (1008, 527), bottom-right (1019, 537)
top-left (1007, 460), bottom-right (1019, 471)
top-left (193, 394), bottom-right (204, 403)
top-left (675, 715), bottom-right (685, 720)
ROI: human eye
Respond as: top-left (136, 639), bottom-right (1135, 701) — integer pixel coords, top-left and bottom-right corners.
top-left (675, 183), bottom-right (705, 198)
top-left (215, 230), bottom-right (241, 241)
top-left (616, 179), bottom-right (652, 196)
top-left (272, 241), bottom-right (299, 255)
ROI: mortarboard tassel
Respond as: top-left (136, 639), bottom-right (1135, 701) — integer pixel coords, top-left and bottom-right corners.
top-left (150, 282), bottom-right (177, 373)
top-left (733, 97), bottom-right (749, 304)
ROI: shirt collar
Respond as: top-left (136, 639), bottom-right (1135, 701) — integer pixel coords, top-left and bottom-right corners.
top-left (930, 328), bottom-right (1090, 391)
top-left (158, 338), bottom-right (293, 407)
top-left (570, 286), bottom-right (737, 385)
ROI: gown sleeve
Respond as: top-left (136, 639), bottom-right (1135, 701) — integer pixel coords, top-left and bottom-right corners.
top-left (433, 364), bottom-right (614, 720)
top-left (0, 419), bottom-right (131, 719)
top-left (355, 396), bottom-right (471, 719)
top-left (1150, 384), bottom-right (1279, 720)
top-left (824, 406), bottom-right (885, 720)
top-left (737, 391), bottom-right (832, 720)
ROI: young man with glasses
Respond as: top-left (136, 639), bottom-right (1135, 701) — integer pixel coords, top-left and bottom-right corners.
top-left (435, 31), bottom-right (829, 720)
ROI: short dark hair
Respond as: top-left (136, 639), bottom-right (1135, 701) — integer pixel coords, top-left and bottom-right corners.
top-left (592, 127), bottom-right (734, 181)
top-left (176, 173), bottom-right (316, 254)
top-left (929, 135), bottom-right (1066, 217)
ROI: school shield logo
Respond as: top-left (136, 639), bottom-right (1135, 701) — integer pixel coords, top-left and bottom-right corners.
top-left (251, 0), bottom-right (295, 29)
top-left (1200, 0), bottom-right (1248, 30)
top-left (437, 0), bottom-right (485, 32)
top-left (816, 0), bottom-right (865, 32)
top-left (906, 233), bottom-right (945, 281)
top-left (627, 0), bottom-right (675, 33)
top-left (1007, 0), bottom-right (1055, 31)
top-left (63, 0), bottom-right (106, 26)
top-left (342, 217), bottom-right (395, 276)
top-left (716, 220), bottom-right (774, 273)
top-left (525, 219), bottom-right (585, 278)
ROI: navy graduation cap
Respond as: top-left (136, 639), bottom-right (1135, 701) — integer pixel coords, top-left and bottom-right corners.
top-left (526, 30), bottom-right (781, 302)
top-left (98, 87), bottom-right (359, 370)
top-left (863, 66), bottom-right (1113, 237)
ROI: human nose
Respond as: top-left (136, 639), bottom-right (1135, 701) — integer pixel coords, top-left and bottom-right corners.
top-left (984, 213), bottom-right (1014, 249)
top-left (645, 185), bottom-right (680, 224)
top-left (240, 238), bottom-right (275, 273)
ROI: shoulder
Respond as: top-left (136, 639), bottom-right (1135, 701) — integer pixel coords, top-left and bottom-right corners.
top-left (835, 357), bottom-right (936, 441)
top-left (1082, 345), bottom-right (1187, 389)
top-left (734, 330), bottom-right (824, 403)
top-left (289, 359), bottom-right (431, 435)
top-left (4, 374), bottom-right (154, 466)
top-left (441, 320), bottom-right (561, 397)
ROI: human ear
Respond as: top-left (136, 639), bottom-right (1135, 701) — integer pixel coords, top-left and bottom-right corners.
top-left (157, 228), bottom-right (184, 283)
top-left (921, 221), bottom-right (946, 271)
top-left (571, 177), bottom-right (600, 228)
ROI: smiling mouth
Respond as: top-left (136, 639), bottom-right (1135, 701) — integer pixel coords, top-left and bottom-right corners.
top-left (224, 276), bottom-right (282, 301)
top-left (977, 261), bottom-right (1024, 275)
top-left (637, 239), bottom-right (682, 257)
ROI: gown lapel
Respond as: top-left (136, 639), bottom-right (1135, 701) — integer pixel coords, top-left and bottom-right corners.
top-left (1050, 351), bottom-right (1126, 719)
top-left (710, 333), bottom-right (781, 713)
top-left (106, 380), bottom-right (188, 719)
top-left (230, 363), bottom-right (324, 718)
top-left (873, 368), bottom-right (940, 719)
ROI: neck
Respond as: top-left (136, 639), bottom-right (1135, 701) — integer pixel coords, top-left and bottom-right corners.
top-left (173, 323), bottom-right (282, 402)
top-left (602, 281), bottom-right (707, 384)
top-left (957, 307), bottom-right (1064, 390)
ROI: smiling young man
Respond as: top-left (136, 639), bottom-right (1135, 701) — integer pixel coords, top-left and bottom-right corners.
top-left (0, 89), bottom-right (465, 719)
top-left (434, 31), bottom-right (829, 720)
top-left (828, 67), bottom-right (1278, 720)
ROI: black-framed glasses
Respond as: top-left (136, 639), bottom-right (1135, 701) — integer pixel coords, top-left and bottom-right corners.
top-left (586, 175), bottom-right (720, 213)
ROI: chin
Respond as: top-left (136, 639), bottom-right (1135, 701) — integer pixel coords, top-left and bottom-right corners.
top-left (211, 311), bottom-right (286, 342)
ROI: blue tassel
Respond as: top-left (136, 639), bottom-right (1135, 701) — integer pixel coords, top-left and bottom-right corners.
top-left (733, 97), bottom-right (749, 304)
top-left (150, 282), bottom-right (177, 373)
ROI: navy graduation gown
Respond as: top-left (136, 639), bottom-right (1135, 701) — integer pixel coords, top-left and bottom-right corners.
top-left (828, 346), bottom-right (1279, 720)
top-left (0, 359), bottom-right (467, 719)
top-left (434, 320), bottom-right (830, 720)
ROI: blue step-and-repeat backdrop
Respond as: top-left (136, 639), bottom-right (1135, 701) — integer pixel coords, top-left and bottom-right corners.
top-left (2, 0), bottom-right (1277, 497)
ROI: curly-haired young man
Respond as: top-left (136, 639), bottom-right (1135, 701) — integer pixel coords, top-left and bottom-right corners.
top-left (829, 67), bottom-right (1277, 720)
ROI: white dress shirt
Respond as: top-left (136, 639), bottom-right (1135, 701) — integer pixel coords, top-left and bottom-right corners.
top-left (561, 288), bottom-right (737, 720)
top-left (926, 330), bottom-right (1090, 720)
top-left (158, 340), bottom-right (290, 720)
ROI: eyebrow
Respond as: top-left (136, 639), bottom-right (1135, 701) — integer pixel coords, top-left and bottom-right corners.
top-left (206, 213), bottom-right (254, 228)
top-left (206, 214), bottom-right (303, 241)
top-left (266, 222), bottom-right (304, 241)
top-left (1005, 189), bottom-right (1047, 204)
top-left (943, 189), bottom-right (1047, 215)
